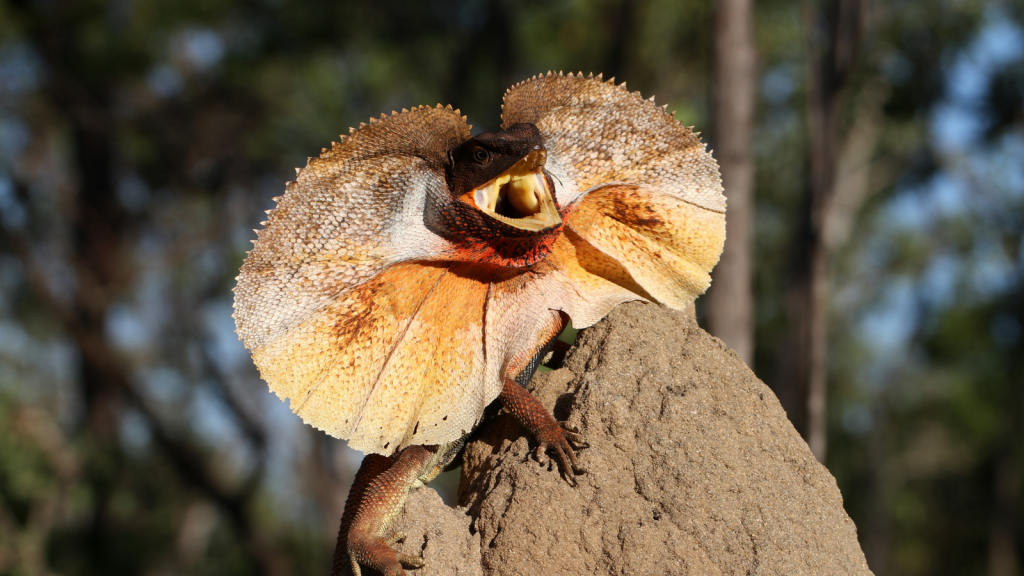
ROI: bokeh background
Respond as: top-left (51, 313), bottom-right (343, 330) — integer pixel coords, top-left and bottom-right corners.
top-left (1, 0), bottom-right (1023, 574)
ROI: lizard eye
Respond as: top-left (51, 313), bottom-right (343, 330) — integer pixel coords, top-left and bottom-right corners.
top-left (472, 147), bottom-right (490, 164)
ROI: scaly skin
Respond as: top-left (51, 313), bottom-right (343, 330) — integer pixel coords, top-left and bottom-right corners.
top-left (333, 441), bottom-right (466, 576)
top-left (331, 454), bottom-right (391, 576)
top-left (335, 316), bottom-right (586, 575)
top-left (340, 447), bottom-right (433, 576)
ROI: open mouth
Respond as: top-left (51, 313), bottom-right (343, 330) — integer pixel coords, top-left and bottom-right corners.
top-left (458, 150), bottom-right (562, 231)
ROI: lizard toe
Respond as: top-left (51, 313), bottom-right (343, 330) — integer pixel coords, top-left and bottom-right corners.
top-left (559, 421), bottom-right (589, 448)
top-left (398, 553), bottom-right (425, 569)
top-left (533, 444), bottom-right (550, 468)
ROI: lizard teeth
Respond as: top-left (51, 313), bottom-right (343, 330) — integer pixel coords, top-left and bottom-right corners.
top-left (474, 187), bottom-right (493, 211)
top-left (474, 179), bottom-right (502, 212)
top-left (470, 174), bottom-right (541, 216)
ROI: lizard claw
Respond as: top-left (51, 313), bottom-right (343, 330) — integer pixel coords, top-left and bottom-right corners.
top-left (532, 419), bottom-right (587, 484)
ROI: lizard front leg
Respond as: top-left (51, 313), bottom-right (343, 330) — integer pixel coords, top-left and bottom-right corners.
top-left (499, 377), bottom-right (587, 483)
top-left (332, 441), bottom-right (464, 576)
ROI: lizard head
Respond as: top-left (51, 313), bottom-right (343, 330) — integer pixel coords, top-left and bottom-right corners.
top-left (425, 123), bottom-right (563, 268)
top-left (449, 123), bottom-right (560, 232)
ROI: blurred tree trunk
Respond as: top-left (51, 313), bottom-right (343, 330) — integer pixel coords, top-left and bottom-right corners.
top-left (863, 406), bottom-right (893, 575)
top-left (989, 347), bottom-right (1022, 576)
top-left (706, 0), bottom-right (757, 365)
top-left (776, 0), bottom-right (865, 461)
top-left (988, 452), bottom-right (1021, 576)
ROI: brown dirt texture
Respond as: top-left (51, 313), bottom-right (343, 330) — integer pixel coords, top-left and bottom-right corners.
top-left (394, 301), bottom-right (873, 576)
top-left (392, 486), bottom-right (482, 576)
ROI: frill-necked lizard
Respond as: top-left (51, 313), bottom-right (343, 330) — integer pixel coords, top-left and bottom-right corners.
top-left (233, 72), bottom-right (725, 575)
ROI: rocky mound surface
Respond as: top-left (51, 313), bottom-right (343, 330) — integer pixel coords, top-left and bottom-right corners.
top-left (392, 302), bottom-right (873, 576)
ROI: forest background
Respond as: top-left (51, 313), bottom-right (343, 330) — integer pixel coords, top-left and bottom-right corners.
top-left (1, 0), bottom-right (1022, 575)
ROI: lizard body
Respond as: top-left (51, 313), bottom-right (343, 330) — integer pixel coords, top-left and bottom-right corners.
top-left (233, 72), bottom-right (725, 575)
top-left (333, 320), bottom-right (572, 576)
